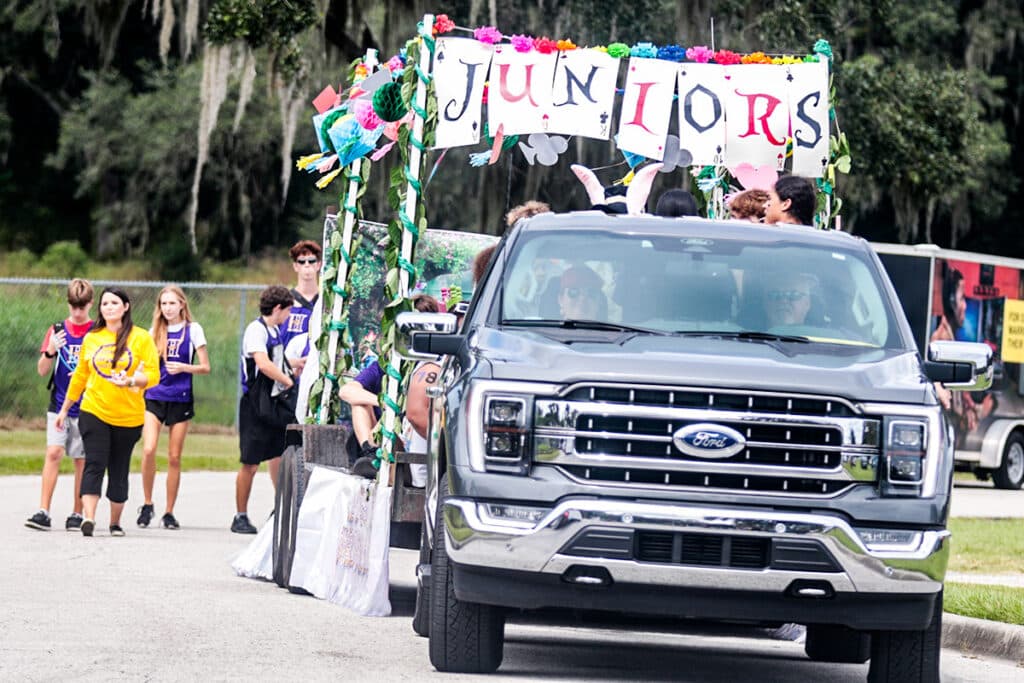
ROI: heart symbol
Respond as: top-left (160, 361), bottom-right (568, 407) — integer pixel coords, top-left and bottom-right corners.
top-left (728, 162), bottom-right (778, 191)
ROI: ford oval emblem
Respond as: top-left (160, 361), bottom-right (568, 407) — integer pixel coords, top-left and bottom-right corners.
top-left (673, 423), bottom-right (745, 459)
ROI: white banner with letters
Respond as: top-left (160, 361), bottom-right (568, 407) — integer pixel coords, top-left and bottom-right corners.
top-left (433, 38), bottom-right (494, 149)
top-left (487, 47), bottom-right (558, 136)
top-left (546, 49), bottom-right (620, 139)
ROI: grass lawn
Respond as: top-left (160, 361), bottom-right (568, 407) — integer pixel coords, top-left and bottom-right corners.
top-left (947, 518), bottom-right (1024, 574)
top-left (0, 428), bottom-right (239, 475)
top-left (945, 582), bottom-right (1024, 625)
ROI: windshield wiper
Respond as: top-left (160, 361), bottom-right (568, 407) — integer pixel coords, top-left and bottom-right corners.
top-left (673, 330), bottom-right (812, 343)
top-left (503, 318), bottom-right (670, 335)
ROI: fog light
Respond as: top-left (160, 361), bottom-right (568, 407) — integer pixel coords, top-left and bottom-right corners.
top-left (889, 455), bottom-right (922, 482)
top-left (855, 528), bottom-right (921, 551)
top-left (479, 503), bottom-right (550, 529)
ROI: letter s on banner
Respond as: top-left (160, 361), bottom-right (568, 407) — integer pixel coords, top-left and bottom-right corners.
top-left (788, 60), bottom-right (831, 178)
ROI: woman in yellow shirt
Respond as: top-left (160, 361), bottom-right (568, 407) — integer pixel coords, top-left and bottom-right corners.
top-left (56, 287), bottom-right (160, 537)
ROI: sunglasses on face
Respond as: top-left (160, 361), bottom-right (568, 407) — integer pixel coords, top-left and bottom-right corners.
top-left (562, 287), bottom-right (599, 301)
top-left (766, 290), bottom-right (810, 303)
top-left (295, 257), bottom-right (319, 265)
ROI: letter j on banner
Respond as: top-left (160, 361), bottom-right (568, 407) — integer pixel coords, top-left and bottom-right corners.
top-left (433, 37), bottom-right (494, 149)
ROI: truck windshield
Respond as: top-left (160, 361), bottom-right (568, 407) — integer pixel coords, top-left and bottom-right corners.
top-left (501, 228), bottom-right (903, 349)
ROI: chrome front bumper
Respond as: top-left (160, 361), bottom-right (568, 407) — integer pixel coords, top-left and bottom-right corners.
top-left (442, 498), bottom-right (948, 595)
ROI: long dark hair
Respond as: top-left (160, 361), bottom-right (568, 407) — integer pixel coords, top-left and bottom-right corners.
top-left (95, 287), bottom-right (134, 366)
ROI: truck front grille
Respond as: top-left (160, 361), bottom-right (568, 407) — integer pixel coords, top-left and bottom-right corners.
top-left (534, 384), bottom-right (880, 498)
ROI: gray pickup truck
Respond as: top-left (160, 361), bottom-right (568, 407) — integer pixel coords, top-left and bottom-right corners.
top-left (397, 212), bottom-right (992, 682)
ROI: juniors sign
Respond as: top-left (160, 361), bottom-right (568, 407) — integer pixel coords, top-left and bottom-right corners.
top-left (432, 39), bottom-right (831, 177)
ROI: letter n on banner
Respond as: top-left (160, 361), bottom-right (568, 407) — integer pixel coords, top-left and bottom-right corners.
top-left (724, 65), bottom-right (790, 169)
top-left (433, 37), bottom-right (494, 149)
top-left (617, 57), bottom-right (679, 160)
top-left (787, 60), bottom-right (830, 178)
top-left (488, 46), bottom-right (557, 136)
top-left (677, 64), bottom-right (727, 166)
top-left (546, 49), bottom-right (620, 139)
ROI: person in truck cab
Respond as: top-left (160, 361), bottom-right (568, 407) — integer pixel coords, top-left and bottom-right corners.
top-left (557, 265), bottom-right (608, 321)
top-left (762, 272), bottom-right (818, 327)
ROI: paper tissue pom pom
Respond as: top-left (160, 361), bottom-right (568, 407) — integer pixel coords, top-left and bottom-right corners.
top-left (813, 39), bottom-right (833, 63)
top-left (630, 42), bottom-right (658, 58)
top-left (606, 42), bottom-right (630, 58)
top-left (556, 39), bottom-right (576, 51)
top-left (372, 81), bottom-right (408, 122)
top-left (534, 37), bottom-right (558, 54)
top-left (386, 55), bottom-right (405, 72)
top-left (685, 46), bottom-right (713, 63)
top-left (432, 14), bottom-right (455, 35)
top-left (510, 34), bottom-right (533, 52)
top-left (474, 26), bottom-right (502, 44)
top-left (657, 45), bottom-right (686, 62)
top-left (713, 49), bottom-right (741, 65)
top-left (741, 51), bottom-right (772, 64)
top-left (352, 99), bottom-right (383, 130)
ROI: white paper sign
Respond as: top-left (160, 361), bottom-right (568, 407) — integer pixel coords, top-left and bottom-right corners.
top-left (546, 49), bottom-right (619, 139)
top-left (677, 63), bottom-right (728, 166)
top-left (433, 37), bottom-right (493, 149)
top-left (487, 47), bottom-right (558, 136)
top-left (724, 65), bottom-right (791, 169)
top-left (617, 57), bottom-right (679, 160)
top-left (787, 60), bottom-right (831, 178)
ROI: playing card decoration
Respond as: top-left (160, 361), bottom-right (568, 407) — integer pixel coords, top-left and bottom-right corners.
top-left (518, 133), bottom-right (568, 165)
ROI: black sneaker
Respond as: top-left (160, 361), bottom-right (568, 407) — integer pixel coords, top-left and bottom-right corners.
top-left (110, 524), bottom-right (125, 537)
top-left (81, 518), bottom-right (95, 537)
top-left (351, 455), bottom-right (379, 479)
top-left (66, 513), bottom-right (83, 531)
top-left (230, 514), bottom-right (257, 534)
top-left (161, 513), bottom-right (180, 530)
top-left (137, 503), bottom-right (155, 527)
top-left (25, 510), bottom-right (51, 531)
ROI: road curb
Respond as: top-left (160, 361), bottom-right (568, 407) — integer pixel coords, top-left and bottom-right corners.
top-left (943, 612), bottom-right (1024, 663)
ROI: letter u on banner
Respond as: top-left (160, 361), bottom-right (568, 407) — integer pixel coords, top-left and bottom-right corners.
top-left (617, 57), bottom-right (679, 160)
top-left (433, 38), bottom-right (494, 149)
top-left (546, 49), bottom-right (620, 140)
top-left (677, 64), bottom-right (728, 166)
top-left (488, 47), bottom-right (558, 136)
top-left (787, 60), bottom-right (830, 178)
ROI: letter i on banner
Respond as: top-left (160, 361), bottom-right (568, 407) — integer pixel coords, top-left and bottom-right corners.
top-left (546, 49), bottom-right (620, 139)
top-left (433, 37), bottom-right (494, 149)
top-left (617, 57), bottom-right (679, 160)
top-left (677, 63), bottom-right (728, 166)
top-left (724, 65), bottom-right (790, 170)
top-left (787, 59), bottom-right (831, 178)
top-left (488, 46), bottom-right (558, 136)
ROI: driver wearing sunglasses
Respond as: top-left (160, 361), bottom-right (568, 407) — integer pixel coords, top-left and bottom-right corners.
top-left (558, 265), bottom-right (607, 321)
top-left (763, 272), bottom-right (817, 327)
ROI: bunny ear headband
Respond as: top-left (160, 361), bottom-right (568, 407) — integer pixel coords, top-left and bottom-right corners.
top-left (571, 163), bottom-right (663, 215)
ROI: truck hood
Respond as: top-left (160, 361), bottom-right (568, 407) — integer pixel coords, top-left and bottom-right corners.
top-left (473, 327), bottom-right (933, 405)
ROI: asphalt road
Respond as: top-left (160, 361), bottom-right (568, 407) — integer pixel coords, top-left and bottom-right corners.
top-left (1, 472), bottom-right (1021, 682)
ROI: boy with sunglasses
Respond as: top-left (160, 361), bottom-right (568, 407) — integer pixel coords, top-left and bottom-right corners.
top-left (281, 240), bottom-right (322, 376)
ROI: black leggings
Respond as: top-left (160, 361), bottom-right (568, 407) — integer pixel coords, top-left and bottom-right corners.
top-left (78, 411), bottom-right (142, 503)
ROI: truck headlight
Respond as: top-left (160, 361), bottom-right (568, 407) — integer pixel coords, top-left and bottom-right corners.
top-left (883, 417), bottom-right (928, 490)
top-left (482, 395), bottom-right (532, 474)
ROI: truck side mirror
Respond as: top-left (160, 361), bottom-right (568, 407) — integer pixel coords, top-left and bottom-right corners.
top-left (925, 340), bottom-right (993, 392)
top-left (395, 311), bottom-right (459, 360)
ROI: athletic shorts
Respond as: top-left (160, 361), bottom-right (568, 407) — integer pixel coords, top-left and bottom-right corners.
top-left (145, 399), bottom-right (195, 426)
top-left (46, 412), bottom-right (85, 459)
top-left (238, 394), bottom-right (287, 465)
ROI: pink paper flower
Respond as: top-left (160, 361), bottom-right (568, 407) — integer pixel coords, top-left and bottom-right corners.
top-left (474, 26), bottom-right (502, 44)
top-left (686, 45), bottom-right (714, 63)
top-left (713, 49), bottom-right (741, 65)
top-left (510, 34), bottom-right (534, 52)
top-left (386, 55), bottom-right (405, 73)
top-left (352, 99), bottom-right (383, 130)
top-left (432, 14), bottom-right (455, 35)
top-left (534, 37), bottom-right (558, 54)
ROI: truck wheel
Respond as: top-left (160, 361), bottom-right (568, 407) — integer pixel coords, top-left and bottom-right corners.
top-left (272, 445), bottom-right (297, 588)
top-left (804, 624), bottom-right (870, 663)
top-left (412, 523), bottom-right (431, 638)
top-left (867, 592), bottom-right (942, 683)
top-left (993, 433), bottom-right (1024, 490)
top-left (428, 474), bottom-right (504, 673)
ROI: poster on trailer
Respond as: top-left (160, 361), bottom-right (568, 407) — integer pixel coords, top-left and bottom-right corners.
top-left (928, 258), bottom-right (1024, 451)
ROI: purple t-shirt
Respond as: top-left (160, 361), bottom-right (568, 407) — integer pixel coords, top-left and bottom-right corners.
top-left (354, 361), bottom-right (384, 418)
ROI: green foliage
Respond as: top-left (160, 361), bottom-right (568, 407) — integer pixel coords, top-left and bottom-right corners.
top-left (204, 0), bottom-right (317, 79)
top-left (945, 582), bottom-right (1024, 626)
top-left (39, 241), bottom-right (88, 277)
top-left (153, 236), bottom-right (205, 282)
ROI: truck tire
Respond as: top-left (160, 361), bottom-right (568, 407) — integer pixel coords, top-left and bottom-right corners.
top-left (993, 432), bottom-right (1024, 490)
top-left (428, 474), bottom-right (504, 673)
top-left (412, 523), bottom-right (431, 638)
top-left (804, 624), bottom-right (870, 663)
top-left (867, 592), bottom-right (942, 683)
top-left (272, 445), bottom-right (298, 588)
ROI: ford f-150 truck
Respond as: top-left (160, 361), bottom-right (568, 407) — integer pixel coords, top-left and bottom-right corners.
top-left (397, 212), bottom-right (993, 681)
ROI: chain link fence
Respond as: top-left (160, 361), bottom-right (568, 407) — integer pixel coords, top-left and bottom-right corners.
top-left (2, 278), bottom-right (264, 428)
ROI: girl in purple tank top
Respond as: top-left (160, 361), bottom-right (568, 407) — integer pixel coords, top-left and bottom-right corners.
top-left (139, 286), bottom-right (210, 529)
